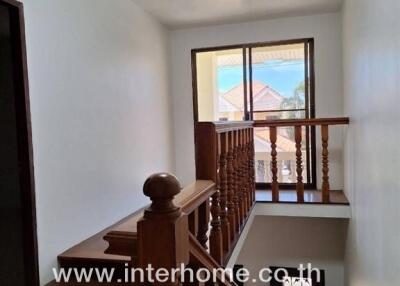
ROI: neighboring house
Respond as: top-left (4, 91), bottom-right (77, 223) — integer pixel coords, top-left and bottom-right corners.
top-left (219, 81), bottom-right (284, 120)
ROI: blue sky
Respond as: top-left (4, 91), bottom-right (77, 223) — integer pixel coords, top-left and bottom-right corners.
top-left (218, 60), bottom-right (304, 97)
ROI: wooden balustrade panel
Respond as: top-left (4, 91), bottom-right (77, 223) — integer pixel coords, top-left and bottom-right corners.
top-left (269, 126), bottom-right (279, 202)
top-left (295, 126), bottom-right (304, 202)
top-left (226, 131), bottom-right (237, 240)
top-left (321, 125), bottom-right (330, 203)
top-left (218, 133), bottom-right (230, 252)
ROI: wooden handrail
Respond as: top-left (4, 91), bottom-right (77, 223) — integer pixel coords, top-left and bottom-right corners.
top-left (254, 117), bottom-right (349, 127)
top-left (206, 121), bottom-right (254, 133)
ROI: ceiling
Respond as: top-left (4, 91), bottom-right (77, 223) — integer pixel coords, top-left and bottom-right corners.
top-left (132, 0), bottom-right (343, 29)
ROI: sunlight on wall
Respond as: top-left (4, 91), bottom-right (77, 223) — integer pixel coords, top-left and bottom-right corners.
top-left (196, 52), bottom-right (217, 121)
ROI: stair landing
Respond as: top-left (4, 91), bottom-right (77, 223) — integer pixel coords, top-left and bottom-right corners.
top-left (256, 189), bottom-right (349, 205)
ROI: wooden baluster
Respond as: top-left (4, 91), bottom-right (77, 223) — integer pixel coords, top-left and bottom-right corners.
top-left (234, 131), bottom-right (244, 227)
top-left (244, 130), bottom-right (250, 214)
top-left (138, 173), bottom-right (189, 285)
top-left (270, 126), bottom-right (279, 202)
top-left (218, 133), bottom-right (230, 253)
top-left (209, 191), bottom-right (223, 264)
top-left (321, 125), bottom-right (330, 203)
top-left (188, 209), bottom-right (198, 235)
top-left (232, 131), bottom-right (242, 230)
top-left (250, 128), bottom-right (256, 204)
top-left (196, 199), bottom-right (209, 249)
top-left (247, 128), bottom-right (253, 208)
top-left (242, 129), bottom-right (249, 212)
top-left (245, 129), bottom-right (251, 211)
top-left (238, 130), bottom-right (247, 222)
top-left (295, 126), bottom-right (304, 202)
top-left (226, 131), bottom-right (237, 240)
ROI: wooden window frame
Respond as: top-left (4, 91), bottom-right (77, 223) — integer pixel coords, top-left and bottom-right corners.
top-left (0, 0), bottom-right (39, 285)
top-left (191, 38), bottom-right (316, 190)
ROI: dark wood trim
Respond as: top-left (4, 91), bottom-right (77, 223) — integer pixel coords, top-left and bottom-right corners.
top-left (242, 47), bottom-right (248, 120)
top-left (191, 49), bottom-right (199, 122)
top-left (304, 41), bottom-right (311, 185)
top-left (304, 40), bottom-right (317, 189)
top-left (309, 40), bottom-right (317, 189)
top-left (248, 47), bottom-right (254, 120)
top-left (1, 1), bottom-right (39, 285)
top-left (191, 38), bottom-right (313, 54)
top-left (1, 0), bottom-right (22, 7)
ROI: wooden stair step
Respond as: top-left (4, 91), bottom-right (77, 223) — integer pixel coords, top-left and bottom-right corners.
top-left (58, 208), bottom-right (145, 269)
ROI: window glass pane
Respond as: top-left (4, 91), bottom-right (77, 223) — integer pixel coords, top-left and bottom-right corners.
top-left (251, 43), bottom-right (306, 113)
top-left (196, 49), bottom-right (244, 121)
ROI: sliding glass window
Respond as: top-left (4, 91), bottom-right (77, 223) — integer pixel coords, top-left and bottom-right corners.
top-left (192, 39), bottom-right (316, 189)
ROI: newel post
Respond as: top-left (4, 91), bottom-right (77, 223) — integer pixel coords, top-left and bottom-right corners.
top-left (137, 173), bottom-right (189, 284)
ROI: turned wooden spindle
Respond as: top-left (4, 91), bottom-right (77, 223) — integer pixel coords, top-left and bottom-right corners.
top-left (138, 173), bottom-right (189, 283)
top-left (269, 127), bottom-right (279, 202)
top-left (226, 131), bottom-right (237, 240)
top-left (232, 131), bottom-right (241, 231)
top-left (321, 125), bottom-right (330, 203)
top-left (246, 129), bottom-right (253, 209)
top-left (196, 200), bottom-right (209, 249)
top-left (295, 126), bottom-right (304, 202)
top-left (209, 191), bottom-right (223, 264)
top-left (246, 129), bottom-right (252, 206)
top-left (242, 129), bottom-right (248, 212)
top-left (238, 130), bottom-right (247, 221)
top-left (243, 130), bottom-right (250, 214)
top-left (234, 130), bottom-right (244, 227)
top-left (246, 128), bottom-right (253, 211)
top-left (250, 128), bottom-right (256, 204)
top-left (218, 133), bottom-right (230, 252)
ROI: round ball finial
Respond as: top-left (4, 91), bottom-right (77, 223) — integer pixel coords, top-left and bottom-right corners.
top-left (143, 173), bottom-right (181, 199)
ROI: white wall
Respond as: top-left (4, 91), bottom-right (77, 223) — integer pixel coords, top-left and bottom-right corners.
top-left (169, 13), bottom-right (345, 189)
top-left (236, 216), bottom-right (348, 286)
top-left (342, 0), bottom-right (400, 285)
top-left (21, 0), bottom-right (174, 284)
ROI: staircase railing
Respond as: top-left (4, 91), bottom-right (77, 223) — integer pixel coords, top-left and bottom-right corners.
top-left (55, 119), bottom-right (348, 284)
top-left (194, 121), bottom-right (256, 263)
top-left (254, 117), bottom-right (349, 203)
top-left (101, 173), bottom-right (241, 285)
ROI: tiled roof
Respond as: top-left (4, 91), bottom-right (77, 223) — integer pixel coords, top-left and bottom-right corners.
top-left (254, 128), bottom-right (296, 152)
top-left (219, 81), bottom-right (283, 112)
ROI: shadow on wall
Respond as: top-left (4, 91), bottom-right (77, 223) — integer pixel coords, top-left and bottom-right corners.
top-left (236, 216), bottom-right (348, 286)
